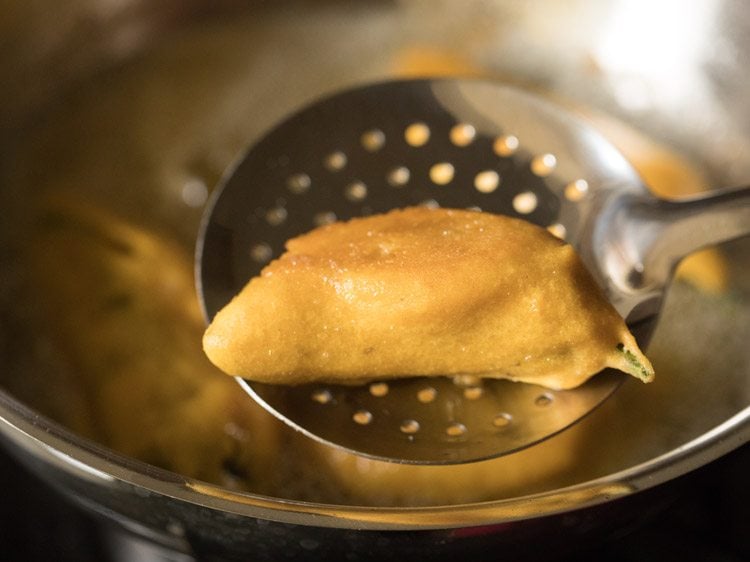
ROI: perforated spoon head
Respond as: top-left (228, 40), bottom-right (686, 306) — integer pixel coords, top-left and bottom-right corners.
top-left (197, 79), bottom-right (653, 464)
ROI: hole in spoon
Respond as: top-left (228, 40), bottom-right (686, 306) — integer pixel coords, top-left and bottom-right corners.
top-left (265, 206), bottom-right (287, 226)
top-left (250, 243), bottom-right (273, 264)
top-left (474, 170), bottom-right (500, 193)
top-left (463, 386), bottom-right (484, 400)
top-left (324, 151), bottom-right (347, 171)
top-left (345, 181), bottom-right (368, 201)
top-left (493, 134), bottom-right (519, 156)
top-left (513, 191), bottom-right (538, 214)
top-left (450, 123), bottom-right (476, 146)
top-left (430, 163), bottom-right (455, 185)
top-left (369, 382), bottom-right (389, 397)
top-left (353, 410), bottom-right (373, 425)
top-left (535, 393), bottom-right (554, 407)
top-left (417, 387), bottom-right (437, 403)
top-left (564, 179), bottom-right (589, 201)
top-left (420, 199), bottom-right (440, 209)
top-left (314, 211), bottom-right (337, 226)
top-left (310, 389), bottom-right (333, 404)
top-left (286, 173), bottom-right (311, 194)
top-left (400, 419), bottom-right (420, 434)
top-left (531, 153), bottom-right (557, 177)
top-left (547, 223), bottom-right (567, 239)
top-left (361, 129), bottom-right (386, 152)
top-left (493, 413), bottom-right (512, 428)
top-left (446, 422), bottom-right (467, 438)
top-left (387, 166), bottom-right (410, 187)
top-left (405, 122), bottom-right (430, 146)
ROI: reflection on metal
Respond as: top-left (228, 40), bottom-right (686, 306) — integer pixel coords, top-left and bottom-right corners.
top-left (595, 0), bottom-right (720, 111)
top-left (186, 479), bottom-right (634, 529)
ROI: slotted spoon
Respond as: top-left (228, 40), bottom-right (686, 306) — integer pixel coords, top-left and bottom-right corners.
top-left (196, 79), bottom-right (750, 464)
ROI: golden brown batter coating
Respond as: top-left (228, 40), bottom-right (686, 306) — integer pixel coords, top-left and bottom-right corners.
top-left (204, 207), bottom-right (653, 390)
top-left (25, 196), bottom-right (283, 489)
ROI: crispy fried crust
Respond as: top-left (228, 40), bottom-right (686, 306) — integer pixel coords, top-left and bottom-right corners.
top-left (204, 207), bottom-right (653, 389)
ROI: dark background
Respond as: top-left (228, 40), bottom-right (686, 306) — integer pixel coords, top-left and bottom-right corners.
top-left (0, 443), bottom-right (747, 561)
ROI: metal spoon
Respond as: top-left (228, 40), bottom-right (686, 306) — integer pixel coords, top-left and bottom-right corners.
top-left (196, 79), bottom-right (750, 464)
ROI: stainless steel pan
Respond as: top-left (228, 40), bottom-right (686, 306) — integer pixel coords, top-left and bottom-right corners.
top-left (0, 1), bottom-right (748, 559)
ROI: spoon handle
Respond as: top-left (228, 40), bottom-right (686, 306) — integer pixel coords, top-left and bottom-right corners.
top-left (625, 185), bottom-right (750, 292)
